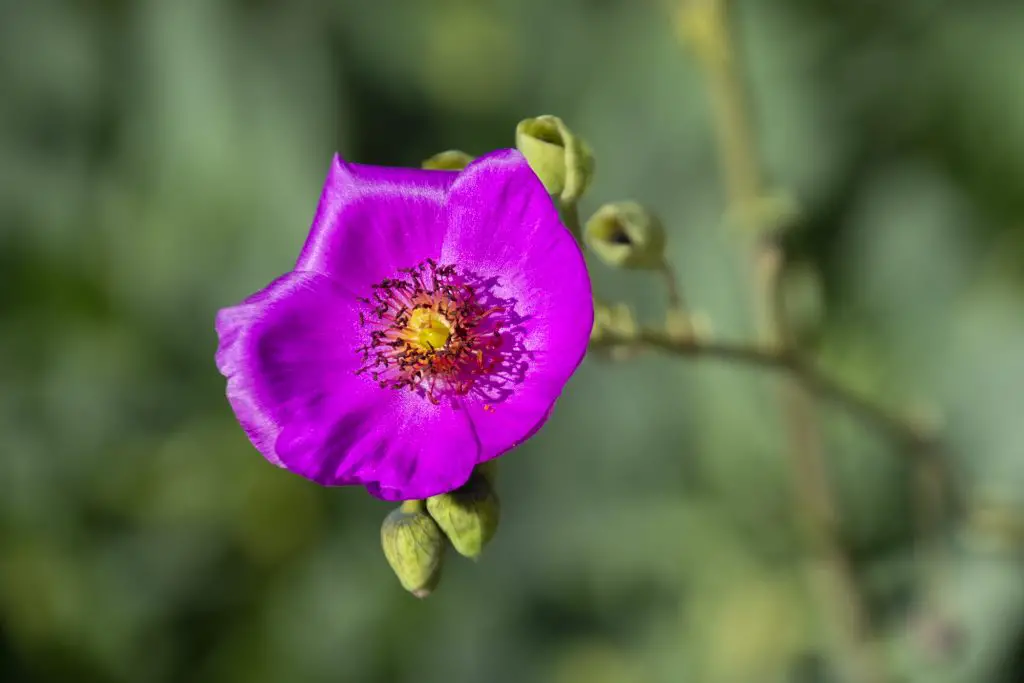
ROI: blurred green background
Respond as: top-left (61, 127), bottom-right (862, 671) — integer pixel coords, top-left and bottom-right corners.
top-left (3, 1), bottom-right (1024, 682)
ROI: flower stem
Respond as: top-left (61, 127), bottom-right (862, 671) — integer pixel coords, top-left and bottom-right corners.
top-left (559, 200), bottom-right (583, 243)
top-left (400, 499), bottom-right (425, 514)
top-left (677, 1), bottom-right (888, 681)
top-left (660, 259), bottom-right (685, 312)
top-left (660, 259), bottom-right (694, 340)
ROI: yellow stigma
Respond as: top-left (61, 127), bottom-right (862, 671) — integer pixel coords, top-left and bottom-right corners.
top-left (405, 308), bottom-right (452, 351)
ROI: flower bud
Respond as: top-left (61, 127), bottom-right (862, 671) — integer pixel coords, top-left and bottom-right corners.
top-left (515, 115), bottom-right (594, 204)
top-left (584, 201), bottom-right (666, 269)
top-left (426, 471), bottom-right (500, 560)
top-left (380, 502), bottom-right (446, 598)
top-left (421, 150), bottom-right (475, 171)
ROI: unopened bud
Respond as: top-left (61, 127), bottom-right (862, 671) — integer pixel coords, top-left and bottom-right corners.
top-left (426, 471), bottom-right (500, 560)
top-left (381, 502), bottom-right (446, 598)
top-left (422, 150), bottom-right (475, 171)
top-left (584, 201), bottom-right (666, 269)
top-left (515, 115), bottom-right (594, 204)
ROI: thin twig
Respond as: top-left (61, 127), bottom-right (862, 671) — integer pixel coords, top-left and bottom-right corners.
top-left (590, 328), bottom-right (939, 452)
top-left (676, 1), bottom-right (888, 680)
top-left (660, 259), bottom-right (696, 340)
top-left (591, 326), bottom-right (958, 677)
top-left (660, 260), bottom-right (686, 312)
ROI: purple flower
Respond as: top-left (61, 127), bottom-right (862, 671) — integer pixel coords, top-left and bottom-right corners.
top-left (215, 149), bottom-right (593, 501)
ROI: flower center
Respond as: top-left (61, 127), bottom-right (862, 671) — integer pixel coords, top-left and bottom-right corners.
top-left (354, 259), bottom-right (509, 405)
top-left (403, 307), bottom-right (452, 351)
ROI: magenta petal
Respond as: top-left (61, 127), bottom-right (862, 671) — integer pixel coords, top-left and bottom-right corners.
top-left (215, 271), bottom-right (371, 471)
top-left (295, 156), bottom-right (458, 289)
top-left (277, 394), bottom-right (481, 501)
top-left (215, 270), bottom-right (481, 499)
top-left (441, 149), bottom-right (594, 460)
top-left (321, 397), bottom-right (480, 501)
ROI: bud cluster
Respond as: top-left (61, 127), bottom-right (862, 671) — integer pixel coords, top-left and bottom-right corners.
top-left (380, 467), bottom-right (500, 598)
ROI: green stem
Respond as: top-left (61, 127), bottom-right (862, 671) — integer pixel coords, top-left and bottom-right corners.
top-left (660, 259), bottom-right (686, 312)
top-left (400, 499), bottom-right (425, 514)
top-left (591, 328), bottom-right (941, 451)
top-left (678, 2), bottom-right (889, 679)
top-left (559, 200), bottom-right (583, 243)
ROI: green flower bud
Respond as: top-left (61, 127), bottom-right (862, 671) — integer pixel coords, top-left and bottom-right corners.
top-left (515, 115), bottom-right (594, 204)
top-left (584, 201), bottom-right (666, 269)
top-left (421, 150), bottom-right (475, 171)
top-left (426, 471), bottom-right (500, 560)
top-left (381, 501), bottom-right (446, 598)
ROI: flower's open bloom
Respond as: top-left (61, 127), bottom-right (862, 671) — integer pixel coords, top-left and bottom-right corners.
top-left (215, 149), bottom-right (593, 500)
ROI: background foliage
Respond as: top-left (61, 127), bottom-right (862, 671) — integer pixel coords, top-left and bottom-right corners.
top-left (2, 1), bottom-right (1024, 682)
